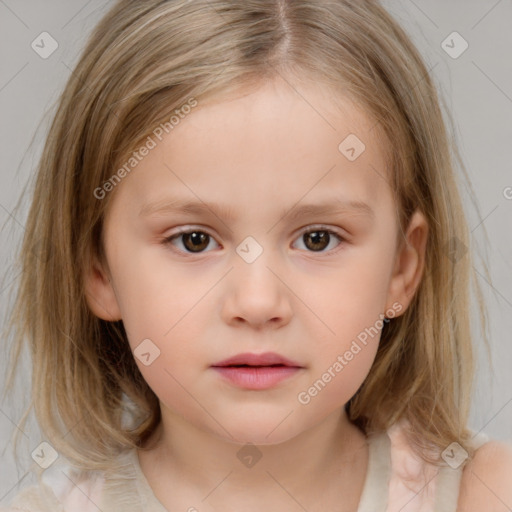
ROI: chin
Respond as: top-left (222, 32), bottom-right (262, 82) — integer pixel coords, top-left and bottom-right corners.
top-left (208, 418), bottom-right (303, 447)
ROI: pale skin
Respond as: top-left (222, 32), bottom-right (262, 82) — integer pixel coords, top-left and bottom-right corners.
top-left (85, 77), bottom-right (512, 511)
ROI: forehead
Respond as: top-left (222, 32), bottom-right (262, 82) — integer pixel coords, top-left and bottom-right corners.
top-left (113, 78), bottom-right (392, 219)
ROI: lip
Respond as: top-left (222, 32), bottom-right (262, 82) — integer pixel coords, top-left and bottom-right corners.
top-left (212, 352), bottom-right (303, 368)
top-left (211, 352), bottom-right (304, 390)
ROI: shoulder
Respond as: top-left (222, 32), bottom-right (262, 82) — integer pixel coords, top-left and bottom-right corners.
top-left (1, 448), bottom-right (147, 512)
top-left (1, 469), bottom-right (105, 512)
top-left (457, 439), bottom-right (512, 512)
top-left (0, 482), bottom-right (64, 512)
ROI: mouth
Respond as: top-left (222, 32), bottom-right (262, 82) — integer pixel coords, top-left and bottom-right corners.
top-left (211, 352), bottom-right (304, 390)
top-left (212, 352), bottom-right (303, 368)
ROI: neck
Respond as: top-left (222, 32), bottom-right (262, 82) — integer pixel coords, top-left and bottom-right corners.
top-left (138, 405), bottom-right (369, 510)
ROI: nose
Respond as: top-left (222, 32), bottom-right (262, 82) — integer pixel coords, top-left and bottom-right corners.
top-left (220, 253), bottom-right (293, 330)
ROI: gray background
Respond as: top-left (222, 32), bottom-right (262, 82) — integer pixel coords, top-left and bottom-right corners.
top-left (1, 0), bottom-right (511, 503)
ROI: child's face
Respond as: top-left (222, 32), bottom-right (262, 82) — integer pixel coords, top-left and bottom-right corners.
top-left (87, 78), bottom-right (426, 444)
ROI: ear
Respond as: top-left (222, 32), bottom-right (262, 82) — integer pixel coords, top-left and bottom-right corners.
top-left (83, 252), bottom-right (122, 321)
top-left (385, 209), bottom-right (428, 316)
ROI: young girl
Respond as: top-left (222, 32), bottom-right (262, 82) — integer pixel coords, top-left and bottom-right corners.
top-left (2, 0), bottom-right (511, 511)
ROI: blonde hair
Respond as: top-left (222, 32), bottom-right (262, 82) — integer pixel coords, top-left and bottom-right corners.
top-left (3, 0), bottom-right (491, 471)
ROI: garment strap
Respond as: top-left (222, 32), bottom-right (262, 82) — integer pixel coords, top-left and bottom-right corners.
top-left (102, 449), bottom-right (167, 512)
top-left (357, 431), bottom-right (391, 512)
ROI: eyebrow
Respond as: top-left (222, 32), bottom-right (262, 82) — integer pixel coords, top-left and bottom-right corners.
top-left (139, 197), bottom-right (375, 223)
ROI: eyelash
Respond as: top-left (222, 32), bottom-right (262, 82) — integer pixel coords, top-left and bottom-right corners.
top-left (162, 225), bottom-right (346, 256)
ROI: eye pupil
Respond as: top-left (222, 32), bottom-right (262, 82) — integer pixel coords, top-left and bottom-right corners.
top-left (304, 231), bottom-right (329, 251)
top-left (183, 232), bottom-right (209, 252)
top-left (170, 228), bottom-right (340, 255)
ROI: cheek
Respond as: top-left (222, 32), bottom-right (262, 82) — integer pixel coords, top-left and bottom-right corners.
top-left (119, 267), bottom-right (208, 412)
top-left (315, 253), bottom-right (393, 330)
top-left (110, 251), bottom-right (213, 376)
top-left (110, 247), bottom-right (198, 337)
top-left (296, 298), bottom-right (383, 418)
top-left (302, 247), bottom-right (393, 383)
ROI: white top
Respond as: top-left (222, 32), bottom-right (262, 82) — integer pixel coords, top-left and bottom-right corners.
top-left (1, 418), bottom-right (490, 512)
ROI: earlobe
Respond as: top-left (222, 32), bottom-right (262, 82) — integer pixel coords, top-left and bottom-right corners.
top-left (83, 254), bottom-right (122, 321)
top-left (385, 210), bottom-right (428, 315)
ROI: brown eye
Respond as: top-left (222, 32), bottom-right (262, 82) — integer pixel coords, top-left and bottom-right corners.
top-left (303, 231), bottom-right (329, 251)
top-left (293, 227), bottom-right (344, 253)
top-left (181, 232), bottom-right (210, 252)
top-left (163, 226), bottom-right (345, 256)
top-left (164, 230), bottom-right (219, 254)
